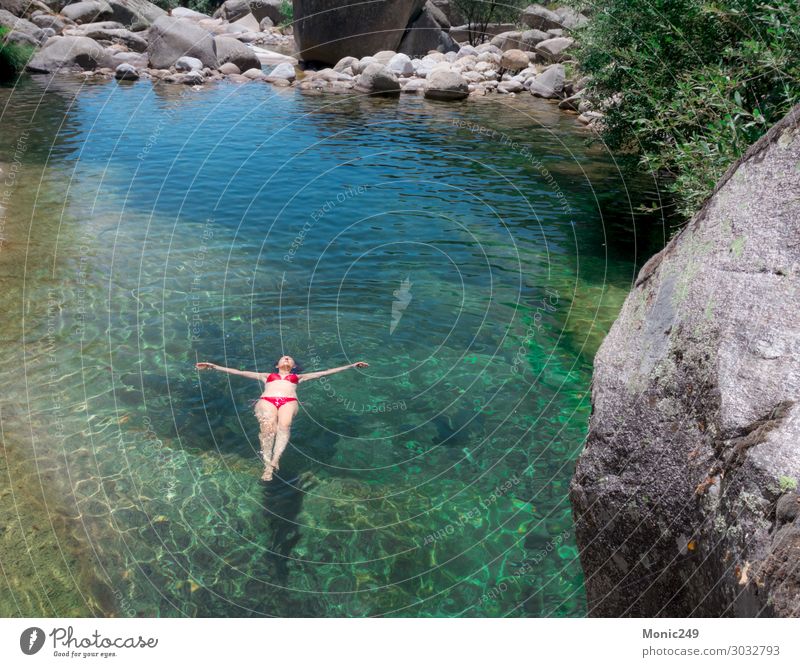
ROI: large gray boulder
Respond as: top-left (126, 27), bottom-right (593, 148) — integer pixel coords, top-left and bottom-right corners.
top-left (528, 63), bottom-right (564, 98)
top-left (423, 68), bottom-right (468, 100)
top-left (521, 4), bottom-right (561, 31)
top-left (0, 8), bottom-right (45, 45)
top-left (354, 62), bottom-right (400, 95)
top-left (106, 0), bottom-right (164, 30)
top-left (424, 0), bottom-right (449, 29)
top-left (554, 6), bottom-right (588, 30)
top-left (430, 0), bottom-right (463, 25)
top-left (60, 0), bottom-right (112, 24)
top-left (26, 34), bottom-right (110, 71)
top-left (570, 104), bottom-right (800, 617)
top-left (535, 36), bottom-right (575, 63)
top-left (293, 0), bottom-right (426, 65)
top-left (213, 34), bottom-right (260, 71)
top-left (248, 0), bottom-right (282, 24)
top-left (146, 14), bottom-right (217, 69)
top-left (80, 26), bottom-right (148, 51)
top-left (213, 0), bottom-right (249, 22)
top-left (397, 5), bottom-right (456, 57)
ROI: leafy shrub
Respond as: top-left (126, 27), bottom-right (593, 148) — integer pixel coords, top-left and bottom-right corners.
top-left (569, 0), bottom-right (800, 221)
top-left (0, 26), bottom-right (35, 81)
top-left (279, 0), bottom-right (292, 25)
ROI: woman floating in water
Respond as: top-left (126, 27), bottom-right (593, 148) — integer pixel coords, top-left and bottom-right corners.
top-left (195, 355), bottom-right (369, 481)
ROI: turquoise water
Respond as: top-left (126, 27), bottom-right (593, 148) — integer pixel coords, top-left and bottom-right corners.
top-left (0, 75), bottom-right (665, 617)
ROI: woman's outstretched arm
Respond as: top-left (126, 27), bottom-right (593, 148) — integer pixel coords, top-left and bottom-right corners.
top-left (195, 362), bottom-right (264, 381)
top-left (298, 361), bottom-right (368, 383)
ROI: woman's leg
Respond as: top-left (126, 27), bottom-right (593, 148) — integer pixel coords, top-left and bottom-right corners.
top-left (254, 400), bottom-right (278, 481)
top-left (270, 400), bottom-right (299, 472)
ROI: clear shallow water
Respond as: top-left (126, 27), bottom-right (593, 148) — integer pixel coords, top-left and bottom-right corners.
top-left (0, 75), bottom-right (665, 617)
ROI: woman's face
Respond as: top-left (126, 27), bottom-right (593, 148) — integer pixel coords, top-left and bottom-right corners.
top-left (277, 355), bottom-right (295, 369)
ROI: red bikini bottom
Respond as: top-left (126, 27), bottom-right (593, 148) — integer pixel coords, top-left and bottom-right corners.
top-left (260, 396), bottom-right (298, 409)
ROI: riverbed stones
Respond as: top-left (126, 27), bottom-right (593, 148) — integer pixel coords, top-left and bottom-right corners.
top-left (171, 7), bottom-right (210, 21)
top-left (570, 102), bottom-right (800, 618)
top-left (147, 15), bottom-right (217, 69)
top-left (29, 11), bottom-right (71, 33)
top-left (520, 28), bottom-right (548, 49)
top-left (535, 36), bottom-right (575, 63)
top-left (387, 52), bottom-right (414, 76)
top-left (175, 55), bottom-right (203, 71)
top-left (268, 61), bottom-right (295, 81)
top-left (500, 48), bottom-right (528, 71)
top-left (529, 63), bottom-right (564, 98)
top-left (241, 66), bottom-right (265, 79)
top-left (79, 26), bottom-right (149, 51)
top-left (248, 0), bottom-right (282, 25)
top-left (333, 55), bottom-right (358, 72)
top-left (355, 62), bottom-right (400, 95)
top-left (293, 0), bottom-right (425, 64)
top-left (106, 0), bottom-right (165, 30)
top-left (497, 79), bottom-right (523, 94)
top-left (554, 6), bottom-right (588, 30)
top-left (110, 49), bottom-right (147, 67)
top-left (114, 61), bottom-right (138, 79)
top-left (218, 61), bottom-right (240, 74)
top-left (27, 34), bottom-right (110, 71)
top-left (0, 8), bottom-right (45, 45)
top-left (424, 68), bottom-right (468, 100)
top-left (212, 0), bottom-right (249, 22)
top-left (521, 4), bottom-right (562, 31)
top-left (60, 1), bottom-right (112, 25)
top-left (213, 34), bottom-right (260, 71)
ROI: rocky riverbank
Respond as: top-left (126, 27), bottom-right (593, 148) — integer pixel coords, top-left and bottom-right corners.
top-left (570, 103), bottom-right (800, 617)
top-left (1, 1), bottom-right (602, 127)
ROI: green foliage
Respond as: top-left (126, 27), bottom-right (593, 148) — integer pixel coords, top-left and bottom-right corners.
top-left (779, 476), bottom-right (798, 492)
top-left (453, 0), bottom-right (527, 45)
top-left (0, 26), bottom-right (35, 81)
top-left (278, 0), bottom-right (293, 27)
top-left (569, 0), bottom-right (800, 221)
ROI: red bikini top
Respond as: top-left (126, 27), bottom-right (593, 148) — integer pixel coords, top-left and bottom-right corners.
top-left (266, 373), bottom-right (299, 384)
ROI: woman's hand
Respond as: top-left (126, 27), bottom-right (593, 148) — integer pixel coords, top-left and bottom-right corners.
top-left (353, 361), bottom-right (369, 368)
top-left (195, 362), bottom-right (216, 370)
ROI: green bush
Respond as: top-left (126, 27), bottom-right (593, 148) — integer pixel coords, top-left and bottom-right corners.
top-left (0, 26), bottom-right (35, 81)
top-left (569, 0), bottom-right (800, 221)
top-left (278, 0), bottom-right (293, 26)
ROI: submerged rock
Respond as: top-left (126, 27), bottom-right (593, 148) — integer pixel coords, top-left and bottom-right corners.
top-left (570, 104), bottom-right (800, 617)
